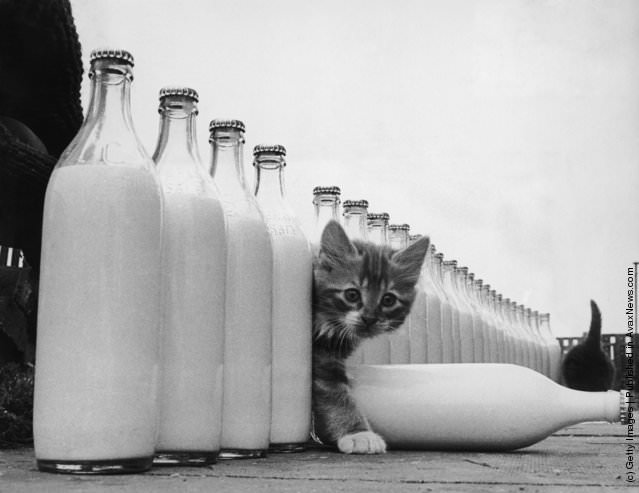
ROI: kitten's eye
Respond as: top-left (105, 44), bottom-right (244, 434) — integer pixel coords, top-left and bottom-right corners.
top-left (381, 293), bottom-right (397, 307)
top-left (344, 289), bottom-right (361, 303)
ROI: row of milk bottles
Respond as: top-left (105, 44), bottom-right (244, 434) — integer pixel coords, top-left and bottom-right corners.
top-left (33, 49), bottom-right (312, 473)
top-left (310, 187), bottom-right (562, 382)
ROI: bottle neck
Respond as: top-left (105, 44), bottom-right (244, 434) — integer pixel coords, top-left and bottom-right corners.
top-left (254, 156), bottom-right (286, 203)
top-left (313, 195), bottom-right (341, 243)
top-left (152, 98), bottom-right (201, 168)
top-left (343, 207), bottom-right (369, 241)
top-left (367, 220), bottom-right (388, 246)
top-left (209, 130), bottom-right (246, 194)
top-left (85, 61), bottom-right (135, 136)
top-left (389, 230), bottom-right (409, 250)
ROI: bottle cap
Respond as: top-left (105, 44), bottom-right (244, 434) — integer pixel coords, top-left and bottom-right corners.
top-left (253, 144), bottom-right (286, 156)
top-left (459, 266), bottom-right (468, 274)
top-left (443, 260), bottom-right (457, 267)
top-left (159, 87), bottom-right (199, 102)
top-left (90, 48), bottom-right (134, 66)
top-left (313, 186), bottom-right (341, 197)
top-left (343, 199), bottom-right (369, 209)
top-left (209, 119), bottom-right (245, 132)
top-left (389, 224), bottom-right (410, 232)
top-left (367, 212), bottom-right (390, 221)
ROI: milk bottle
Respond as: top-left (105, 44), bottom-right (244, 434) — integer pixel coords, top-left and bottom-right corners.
top-left (152, 88), bottom-right (226, 465)
top-left (34, 49), bottom-right (163, 474)
top-left (209, 120), bottom-right (273, 459)
top-left (342, 199), bottom-right (370, 366)
top-left (253, 144), bottom-right (312, 452)
top-left (387, 224), bottom-right (411, 364)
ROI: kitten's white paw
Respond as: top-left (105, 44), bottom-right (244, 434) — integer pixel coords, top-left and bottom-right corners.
top-left (337, 431), bottom-right (387, 454)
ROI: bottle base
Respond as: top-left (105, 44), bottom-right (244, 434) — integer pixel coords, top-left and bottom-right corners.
top-left (217, 448), bottom-right (267, 460)
top-left (36, 456), bottom-right (153, 475)
top-left (268, 442), bottom-right (307, 453)
top-left (153, 451), bottom-right (218, 466)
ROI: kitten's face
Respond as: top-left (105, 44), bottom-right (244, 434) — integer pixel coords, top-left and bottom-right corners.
top-left (313, 221), bottom-right (430, 355)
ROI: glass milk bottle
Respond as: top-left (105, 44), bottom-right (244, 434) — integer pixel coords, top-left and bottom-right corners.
top-left (312, 186), bottom-right (341, 246)
top-left (351, 363), bottom-right (628, 451)
top-left (360, 212), bottom-right (391, 364)
top-left (407, 234), bottom-right (428, 364)
top-left (465, 272), bottom-right (486, 364)
top-left (152, 88), bottom-right (226, 465)
top-left (441, 260), bottom-right (463, 363)
top-left (342, 199), bottom-right (369, 366)
top-left (209, 120), bottom-right (273, 459)
top-left (34, 49), bottom-right (162, 474)
top-left (388, 224), bottom-right (411, 364)
top-left (433, 252), bottom-right (455, 363)
top-left (531, 310), bottom-right (550, 377)
top-left (253, 144), bottom-right (312, 453)
top-left (489, 290), bottom-right (506, 363)
top-left (453, 265), bottom-right (476, 363)
top-left (421, 245), bottom-right (444, 364)
top-left (540, 313), bottom-right (562, 382)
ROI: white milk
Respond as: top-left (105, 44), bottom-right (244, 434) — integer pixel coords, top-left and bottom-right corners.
top-left (220, 212), bottom-right (273, 452)
top-left (34, 164), bottom-right (162, 461)
top-left (266, 222), bottom-right (312, 447)
top-left (156, 191), bottom-right (226, 453)
top-left (351, 364), bottom-right (622, 451)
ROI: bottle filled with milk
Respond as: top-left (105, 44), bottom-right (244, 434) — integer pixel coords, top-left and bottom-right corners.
top-left (253, 144), bottom-right (312, 452)
top-left (208, 120), bottom-right (273, 459)
top-left (34, 49), bottom-right (163, 474)
top-left (152, 88), bottom-right (227, 465)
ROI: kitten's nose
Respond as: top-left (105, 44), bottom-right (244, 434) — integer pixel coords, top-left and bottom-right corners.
top-left (360, 315), bottom-right (376, 327)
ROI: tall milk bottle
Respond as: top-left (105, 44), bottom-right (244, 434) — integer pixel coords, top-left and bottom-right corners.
top-left (342, 199), bottom-right (369, 366)
top-left (34, 49), bottom-right (163, 474)
top-left (360, 213), bottom-right (392, 364)
top-left (407, 234), bottom-right (428, 364)
top-left (152, 88), bottom-right (227, 466)
top-left (387, 224), bottom-right (411, 364)
top-left (209, 120), bottom-right (273, 459)
top-left (253, 145), bottom-right (312, 452)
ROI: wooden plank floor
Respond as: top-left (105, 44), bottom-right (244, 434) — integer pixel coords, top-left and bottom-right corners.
top-left (0, 423), bottom-right (634, 492)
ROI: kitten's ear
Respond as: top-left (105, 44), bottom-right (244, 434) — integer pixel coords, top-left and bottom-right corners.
top-left (320, 220), bottom-right (357, 260)
top-left (391, 236), bottom-right (430, 281)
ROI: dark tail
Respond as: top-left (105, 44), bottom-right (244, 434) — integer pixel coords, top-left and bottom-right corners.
top-left (585, 299), bottom-right (602, 345)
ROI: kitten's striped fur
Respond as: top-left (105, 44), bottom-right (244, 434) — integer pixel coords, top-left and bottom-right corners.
top-left (312, 220), bottom-right (429, 454)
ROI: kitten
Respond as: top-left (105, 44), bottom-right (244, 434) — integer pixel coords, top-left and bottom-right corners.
top-left (561, 300), bottom-right (614, 391)
top-left (311, 220), bottom-right (429, 454)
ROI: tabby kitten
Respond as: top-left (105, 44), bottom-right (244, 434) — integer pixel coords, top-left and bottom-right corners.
top-left (312, 220), bottom-right (430, 454)
top-left (561, 300), bottom-right (614, 391)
